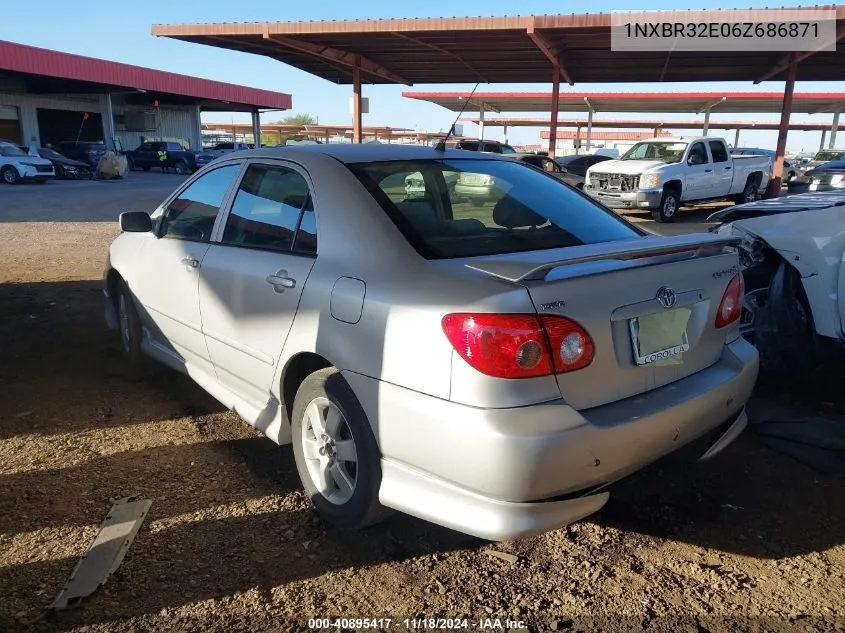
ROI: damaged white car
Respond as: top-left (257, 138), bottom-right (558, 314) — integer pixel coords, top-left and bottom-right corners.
top-left (711, 190), bottom-right (845, 372)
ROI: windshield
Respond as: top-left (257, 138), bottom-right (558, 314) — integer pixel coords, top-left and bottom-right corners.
top-left (813, 150), bottom-right (845, 162)
top-left (39, 148), bottom-right (64, 160)
top-left (0, 145), bottom-right (27, 157)
top-left (347, 159), bottom-right (641, 259)
top-left (620, 142), bottom-right (688, 163)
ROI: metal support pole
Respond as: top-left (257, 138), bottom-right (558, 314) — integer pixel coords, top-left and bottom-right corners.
top-left (702, 109), bottom-right (711, 137)
top-left (820, 129), bottom-right (827, 152)
top-left (251, 110), bottom-right (261, 147)
top-left (503, 124), bottom-right (508, 144)
top-left (101, 92), bottom-right (116, 150)
top-left (478, 107), bottom-right (485, 141)
top-left (352, 62), bottom-right (362, 144)
top-left (734, 129), bottom-right (740, 147)
top-left (548, 65), bottom-right (560, 159)
top-left (830, 110), bottom-right (840, 149)
top-left (585, 106), bottom-right (594, 152)
top-left (769, 53), bottom-right (797, 199)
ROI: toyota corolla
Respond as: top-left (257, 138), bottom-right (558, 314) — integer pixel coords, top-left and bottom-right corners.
top-left (103, 145), bottom-right (759, 541)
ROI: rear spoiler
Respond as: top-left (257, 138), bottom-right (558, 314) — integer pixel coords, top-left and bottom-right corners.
top-left (465, 234), bottom-right (741, 283)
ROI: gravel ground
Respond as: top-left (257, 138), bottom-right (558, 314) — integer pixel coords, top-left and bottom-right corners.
top-left (1, 176), bottom-right (844, 633)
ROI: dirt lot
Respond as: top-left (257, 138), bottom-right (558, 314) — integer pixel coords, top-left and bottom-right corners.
top-left (1, 175), bottom-right (844, 633)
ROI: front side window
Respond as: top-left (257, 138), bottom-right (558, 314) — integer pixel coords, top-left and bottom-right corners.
top-left (349, 159), bottom-right (640, 259)
top-left (222, 164), bottom-right (313, 254)
top-left (0, 145), bottom-right (26, 157)
top-left (160, 164), bottom-right (240, 242)
top-left (688, 142), bottom-right (709, 164)
top-left (500, 144), bottom-right (516, 155)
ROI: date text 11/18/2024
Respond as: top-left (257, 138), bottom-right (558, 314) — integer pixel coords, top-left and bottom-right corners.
top-left (307, 618), bottom-right (529, 630)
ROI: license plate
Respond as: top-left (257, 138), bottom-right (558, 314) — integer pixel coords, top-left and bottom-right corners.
top-left (461, 174), bottom-right (485, 184)
top-left (629, 307), bottom-right (691, 366)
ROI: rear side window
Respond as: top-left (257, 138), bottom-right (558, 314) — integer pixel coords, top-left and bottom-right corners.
top-left (457, 141), bottom-right (480, 151)
top-left (348, 159), bottom-right (640, 259)
top-left (161, 164), bottom-right (240, 242)
top-left (222, 164), bottom-right (314, 254)
top-left (709, 141), bottom-right (729, 163)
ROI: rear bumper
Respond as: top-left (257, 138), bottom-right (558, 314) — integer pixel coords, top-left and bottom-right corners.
top-left (345, 336), bottom-right (758, 541)
top-left (585, 186), bottom-right (662, 209)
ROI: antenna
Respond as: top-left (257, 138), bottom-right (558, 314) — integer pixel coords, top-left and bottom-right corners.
top-left (435, 82), bottom-right (480, 151)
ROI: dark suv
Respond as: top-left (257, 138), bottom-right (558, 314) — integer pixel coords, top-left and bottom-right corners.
top-left (55, 141), bottom-right (107, 168)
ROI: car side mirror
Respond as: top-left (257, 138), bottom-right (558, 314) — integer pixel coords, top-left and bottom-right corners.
top-left (559, 166), bottom-right (568, 174)
top-left (119, 211), bottom-right (152, 233)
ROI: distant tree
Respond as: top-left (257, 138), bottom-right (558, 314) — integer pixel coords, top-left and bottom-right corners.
top-left (280, 113), bottom-right (318, 125)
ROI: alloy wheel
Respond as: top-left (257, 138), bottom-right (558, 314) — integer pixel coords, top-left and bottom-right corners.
top-left (300, 396), bottom-right (358, 505)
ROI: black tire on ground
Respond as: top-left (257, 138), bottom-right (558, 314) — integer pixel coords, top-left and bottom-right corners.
top-left (470, 198), bottom-right (485, 207)
top-left (141, 166), bottom-right (151, 171)
top-left (55, 165), bottom-right (65, 179)
top-left (291, 367), bottom-right (390, 531)
top-left (576, 182), bottom-right (584, 190)
top-left (651, 188), bottom-right (680, 223)
top-left (172, 161), bottom-right (188, 175)
top-left (2, 166), bottom-right (20, 184)
top-left (35, 179), bottom-right (47, 184)
top-left (733, 181), bottom-right (759, 205)
top-left (114, 278), bottom-right (146, 378)
top-left (127, 157), bottom-right (136, 171)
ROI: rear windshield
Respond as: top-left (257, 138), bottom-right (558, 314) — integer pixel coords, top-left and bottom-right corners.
top-left (347, 159), bottom-right (641, 259)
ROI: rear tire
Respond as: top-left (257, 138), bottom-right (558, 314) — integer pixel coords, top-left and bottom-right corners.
top-left (291, 368), bottom-right (390, 531)
top-left (173, 161), bottom-right (188, 175)
top-left (651, 188), bottom-right (679, 223)
top-left (733, 181), bottom-right (759, 205)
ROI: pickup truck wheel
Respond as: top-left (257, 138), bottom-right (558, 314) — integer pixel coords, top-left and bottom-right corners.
top-left (735, 182), bottom-right (759, 205)
top-left (651, 189), bottom-right (679, 223)
top-left (2, 166), bottom-right (20, 184)
top-left (291, 368), bottom-right (390, 531)
top-left (127, 157), bottom-right (136, 170)
top-left (173, 161), bottom-right (188, 175)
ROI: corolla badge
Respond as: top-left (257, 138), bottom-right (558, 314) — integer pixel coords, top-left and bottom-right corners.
top-left (656, 286), bottom-right (677, 309)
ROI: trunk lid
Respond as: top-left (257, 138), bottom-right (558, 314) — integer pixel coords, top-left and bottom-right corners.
top-left (466, 234), bottom-right (742, 410)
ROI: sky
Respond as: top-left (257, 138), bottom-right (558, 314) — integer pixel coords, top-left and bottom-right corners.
top-left (2, 0), bottom-right (842, 152)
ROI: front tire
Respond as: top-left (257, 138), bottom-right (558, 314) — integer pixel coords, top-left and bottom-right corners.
top-left (115, 279), bottom-right (146, 376)
top-left (2, 166), bottom-right (20, 184)
top-left (291, 368), bottom-right (389, 531)
top-left (651, 189), bottom-right (679, 223)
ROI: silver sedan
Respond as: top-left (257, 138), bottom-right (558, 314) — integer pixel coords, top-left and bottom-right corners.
top-left (103, 144), bottom-right (758, 541)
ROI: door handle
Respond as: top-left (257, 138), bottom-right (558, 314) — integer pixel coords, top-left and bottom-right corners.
top-left (181, 256), bottom-right (200, 269)
top-left (266, 270), bottom-right (296, 293)
top-left (704, 169), bottom-right (712, 173)
top-left (725, 167), bottom-right (732, 170)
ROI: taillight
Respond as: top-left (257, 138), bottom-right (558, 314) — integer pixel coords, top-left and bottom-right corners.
top-left (441, 313), bottom-right (594, 379)
top-left (715, 273), bottom-right (744, 328)
top-left (540, 316), bottom-right (595, 373)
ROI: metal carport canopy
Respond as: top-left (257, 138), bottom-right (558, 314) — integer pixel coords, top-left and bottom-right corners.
top-left (151, 8), bottom-right (845, 85)
top-left (459, 117), bottom-right (837, 130)
top-left (404, 92), bottom-right (845, 114)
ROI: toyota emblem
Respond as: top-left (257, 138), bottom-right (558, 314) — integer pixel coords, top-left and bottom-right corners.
top-left (656, 286), bottom-right (677, 309)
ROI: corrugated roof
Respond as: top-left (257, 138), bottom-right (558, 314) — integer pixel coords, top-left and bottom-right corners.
top-left (152, 7), bottom-right (845, 84)
top-left (0, 39), bottom-right (292, 110)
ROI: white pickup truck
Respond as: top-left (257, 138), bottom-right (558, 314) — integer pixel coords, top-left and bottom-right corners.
top-left (584, 137), bottom-right (773, 223)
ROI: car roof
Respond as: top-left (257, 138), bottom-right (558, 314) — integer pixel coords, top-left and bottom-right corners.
top-left (224, 144), bottom-right (508, 164)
